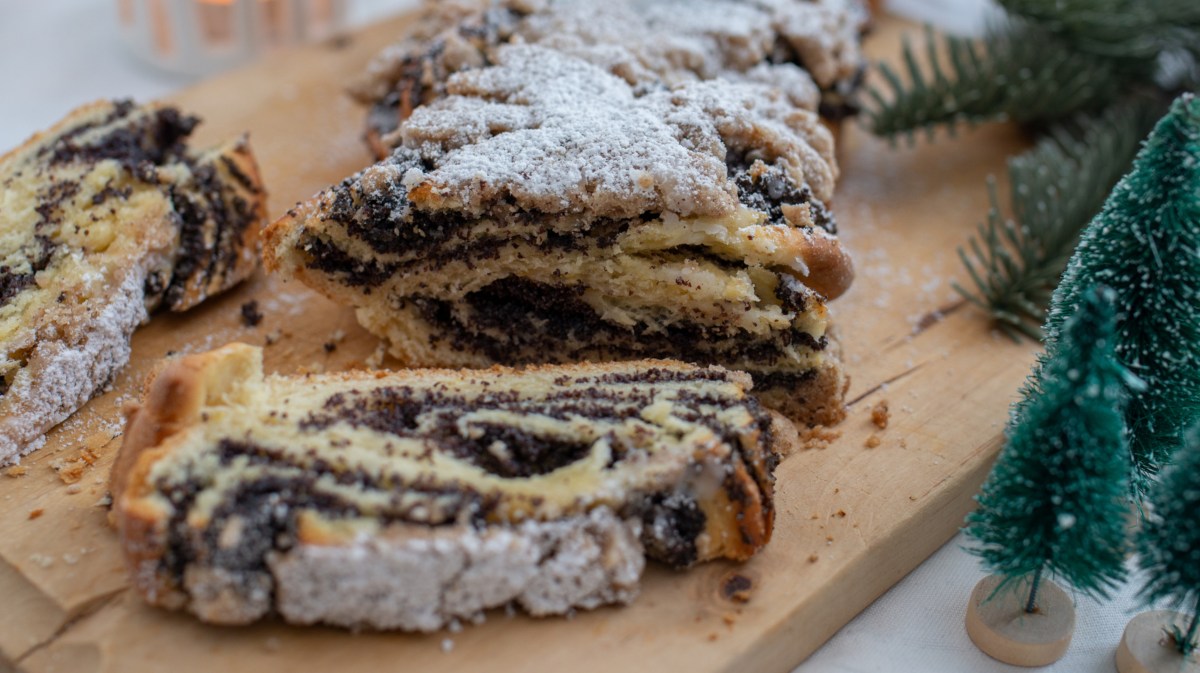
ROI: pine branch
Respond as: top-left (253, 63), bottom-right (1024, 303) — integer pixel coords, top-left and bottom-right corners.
top-left (866, 23), bottom-right (1129, 142)
top-left (998, 0), bottom-right (1200, 61)
top-left (953, 96), bottom-right (1165, 340)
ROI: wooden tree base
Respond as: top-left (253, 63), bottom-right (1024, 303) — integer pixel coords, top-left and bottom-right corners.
top-left (965, 574), bottom-right (1075, 667)
top-left (1116, 611), bottom-right (1199, 673)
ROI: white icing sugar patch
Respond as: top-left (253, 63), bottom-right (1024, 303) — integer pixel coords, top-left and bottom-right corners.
top-left (0, 267), bottom-right (149, 465)
top-left (356, 0), bottom-right (864, 111)
top-left (400, 44), bottom-right (836, 219)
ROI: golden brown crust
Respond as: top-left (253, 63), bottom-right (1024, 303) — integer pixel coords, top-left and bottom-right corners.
top-left (111, 351), bottom-right (221, 504)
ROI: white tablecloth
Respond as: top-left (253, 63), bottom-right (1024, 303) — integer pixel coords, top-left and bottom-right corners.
top-left (0, 2), bottom-right (1160, 671)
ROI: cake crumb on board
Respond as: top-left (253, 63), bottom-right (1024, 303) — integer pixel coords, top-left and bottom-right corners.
top-left (800, 425), bottom-right (842, 450)
top-left (870, 400), bottom-right (890, 429)
top-left (864, 434), bottom-right (882, 448)
top-left (240, 300), bottom-right (264, 327)
top-left (721, 574), bottom-right (753, 603)
top-left (5, 465), bottom-right (27, 477)
top-left (52, 448), bottom-right (100, 484)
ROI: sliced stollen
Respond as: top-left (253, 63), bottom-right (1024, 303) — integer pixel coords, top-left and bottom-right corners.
top-left (0, 100), bottom-right (266, 464)
top-left (266, 45), bottom-right (853, 425)
top-left (112, 343), bottom-right (796, 630)
top-left (351, 0), bottom-right (869, 157)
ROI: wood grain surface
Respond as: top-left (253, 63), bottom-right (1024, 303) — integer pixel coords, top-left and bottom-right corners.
top-left (0, 10), bottom-right (1036, 673)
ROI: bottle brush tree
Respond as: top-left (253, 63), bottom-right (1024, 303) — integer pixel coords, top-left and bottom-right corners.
top-left (966, 287), bottom-right (1138, 610)
top-left (1134, 422), bottom-right (1200, 657)
top-left (1043, 94), bottom-right (1200, 497)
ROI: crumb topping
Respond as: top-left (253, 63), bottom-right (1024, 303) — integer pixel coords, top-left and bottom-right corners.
top-left (399, 45), bottom-right (836, 219)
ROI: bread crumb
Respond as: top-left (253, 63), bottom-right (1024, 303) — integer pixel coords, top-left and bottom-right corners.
top-left (799, 425), bottom-right (841, 450)
top-left (365, 343), bottom-right (387, 369)
top-left (52, 448), bottom-right (100, 484)
top-left (66, 483), bottom-right (83, 495)
top-left (722, 614), bottom-right (736, 626)
top-left (864, 434), bottom-right (882, 448)
top-left (808, 554), bottom-right (819, 563)
top-left (835, 509), bottom-right (847, 518)
top-left (441, 638), bottom-right (455, 653)
top-left (870, 400), bottom-right (889, 429)
top-left (707, 633), bottom-right (719, 642)
top-left (28, 509), bottom-right (43, 520)
top-left (29, 553), bottom-right (54, 569)
top-left (240, 300), bottom-right (264, 328)
top-left (5, 465), bottom-right (27, 477)
top-left (264, 329), bottom-right (283, 345)
top-left (721, 573), bottom-right (753, 603)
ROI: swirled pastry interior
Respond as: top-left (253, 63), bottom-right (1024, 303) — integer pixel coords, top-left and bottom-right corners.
top-left (0, 100), bottom-right (265, 464)
top-left (268, 45), bottom-right (852, 425)
top-left (113, 344), bottom-right (792, 630)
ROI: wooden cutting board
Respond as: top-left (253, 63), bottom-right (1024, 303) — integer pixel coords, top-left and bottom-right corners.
top-left (0, 10), bottom-right (1036, 673)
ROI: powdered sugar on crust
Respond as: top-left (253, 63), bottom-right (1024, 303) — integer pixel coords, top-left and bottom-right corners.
top-left (264, 508), bottom-right (644, 631)
top-left (353, 0), bottom-right (865, 112)
top-left (756, 0), bottom-right (869, 89)
top-left (0, 265), bottom-right (150, 465)
top-left (400, 44), bottom-right (836, 219)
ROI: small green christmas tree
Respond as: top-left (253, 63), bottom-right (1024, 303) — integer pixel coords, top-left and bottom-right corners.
top-left (966, 287), bottom-right (1136, 609)
top-left (1044, 94), bottom-right (1200, 497)
top-left (1134, 422), bottom-right (1200, 656)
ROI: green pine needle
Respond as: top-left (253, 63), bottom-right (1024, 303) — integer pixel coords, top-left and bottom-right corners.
top-left (1045, 94), bottom-right (1200, 497)
top-left (966, 288), bottom-right (1133, 598)
top-left (954, 96), bottom-right (1165, 340)
top-left (998, 0), bottom-right (1200, 62)
top-left (866, 23), bottom-right (1129, 142)
top-left (1135, 423), bottom-right (1200, 655)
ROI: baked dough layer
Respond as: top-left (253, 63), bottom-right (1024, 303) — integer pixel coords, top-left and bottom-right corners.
top-left (0, 100), bottom-right (266, 464)
top-left (268, 46), bottom-right (852, 426)
top-left (113, 344), bottom-right (795, 629)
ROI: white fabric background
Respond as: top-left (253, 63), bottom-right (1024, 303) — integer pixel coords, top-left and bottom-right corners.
top-left (0, 2), bottom-right (1167, 672)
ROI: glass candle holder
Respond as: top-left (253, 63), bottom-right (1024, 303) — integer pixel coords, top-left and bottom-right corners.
top-left (117, 0), bottom-right (348, 75)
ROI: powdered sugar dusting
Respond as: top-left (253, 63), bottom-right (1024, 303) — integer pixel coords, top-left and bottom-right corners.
top-left (400, 44), bottom-right (835, 219)
top-left (263, 508), bottom-right (644, 631)
top-left (0, 266), bottom-right (150, 465)
top-left (354, 0), bottom-right (865, 112)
